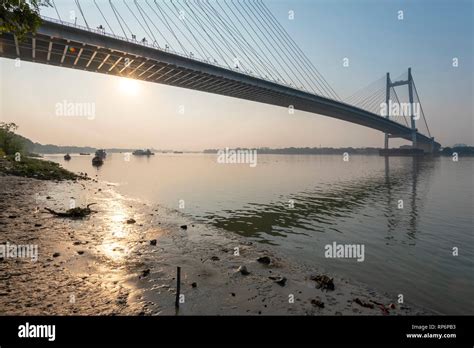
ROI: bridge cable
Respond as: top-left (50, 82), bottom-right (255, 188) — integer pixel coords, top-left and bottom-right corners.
top-left (222, 0), bottom-right (287, 82)
top-left (228, 1), bottom-right (293, 85)
top-left (168, 0), bottom-right (223, 62)
top-left (138, 1), bottom-right (177, 50)
top-left (412, 79), bottom-right (431, 137)
top-left (134, 0), bottom-right (161, 47)
top-left (109, 0), bottom-right (128, 39)
top-left (222, 0), bottom-right (287, 83)
top-left (109, 1), bottom-right (134, 37)
top-left (242, 0), bottom-right (320, 95)
top-left (345, 75), bottom-right (385, 105)
top-left (192, 0), bottom-right (254, 74)
top-left (122, 0), bottom-right (156, 46)
top-left (51, 0), bottom-right (62, 22)
top-left (93, 0), bottom-right (115, 35)
top-left (74, 0), bottom-right (89, 29)
top-left (257, 0), bottom-right (341, 100)
top-left (357, 85), bottom-right (386, 111)
top-left (360, 88), bottom-right (385, 114)
top-left (182, 0), bottom-right (233, 67)
top-left (146, 0), bottom-right (187, 55)
top-left (214, 0), bottom-right (282, 81)
top-left (390, 87), bottom-right (410, 127)
top-left (184, 0), bottom-right (232, 69)
top-left (246, 0), bottom-right (325, 95)
top-left (256, 0), bottom-right (340, 99)
top-left (232, 0), bottom-right (302, 89)
top-left (189, 0), bottom-right (247, 67)
top-left (159, 0), bottom-right (211, 59)
top-left (202, 0), bottom-right (270, 78)
top-left (199, 1), bottom-right (265, 77)
top-left (254, 0), bottom-right (329, 94)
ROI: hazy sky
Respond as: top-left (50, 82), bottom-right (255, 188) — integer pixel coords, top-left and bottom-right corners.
top-left (1, 0), bottom-right (472, 150)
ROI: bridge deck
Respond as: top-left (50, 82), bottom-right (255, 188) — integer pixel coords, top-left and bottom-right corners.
top-left (0, 19), bottom-right (439, 149)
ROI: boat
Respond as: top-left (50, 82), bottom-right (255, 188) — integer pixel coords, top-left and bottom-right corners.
top-left (95, 149), bottom-right (107, 159)
top-left (92, 156), bottom-right (104, 166)
top-left (132, 149), bottom-right (155, 156)
top-left (64, 153), bottom-right (71, 160)
top-left (173, 151), bottom-right (183, 154)
top-left (79, 152), bottom-right (90, 155)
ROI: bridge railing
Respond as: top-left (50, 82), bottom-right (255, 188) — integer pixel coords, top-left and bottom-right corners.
top-left (39, 15), bottom-right (307, 94)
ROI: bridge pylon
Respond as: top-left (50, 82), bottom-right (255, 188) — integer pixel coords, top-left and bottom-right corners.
top-left (384, 67), bottom-right (421, 153)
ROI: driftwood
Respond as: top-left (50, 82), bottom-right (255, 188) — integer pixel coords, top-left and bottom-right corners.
top-left (44, 203), bottom-right (97, 218)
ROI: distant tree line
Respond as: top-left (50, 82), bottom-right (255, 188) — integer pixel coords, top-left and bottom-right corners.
top-left (440, 146), bottom-right (474, 156)
top-left (204, 147), bottom-right (383, 155)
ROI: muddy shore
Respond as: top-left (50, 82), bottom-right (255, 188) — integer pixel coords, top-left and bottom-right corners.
top-left (0, 174), bottom-right (429, 315)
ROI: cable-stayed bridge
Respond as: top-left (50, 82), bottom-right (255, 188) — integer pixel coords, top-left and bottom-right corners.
top-left (0, 0), bottom-right (440, 152)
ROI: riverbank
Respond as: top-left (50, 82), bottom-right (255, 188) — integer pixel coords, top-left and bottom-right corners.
top-left (0, 174), bottom-right (429, 315)
top-left (0, 156), bottom-right (83, 180)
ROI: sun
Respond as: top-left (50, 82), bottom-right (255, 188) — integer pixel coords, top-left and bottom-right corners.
top-left (118, 78), bottom-right (139, 96)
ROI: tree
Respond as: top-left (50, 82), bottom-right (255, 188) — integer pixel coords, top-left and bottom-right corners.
top-left (0, 122), bottom-right (25, 155)
top-left (0, 0), bottom-right (50, 40)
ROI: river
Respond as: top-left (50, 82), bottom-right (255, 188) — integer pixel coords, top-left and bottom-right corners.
top-left (46, 153), bottom-right (474, 314)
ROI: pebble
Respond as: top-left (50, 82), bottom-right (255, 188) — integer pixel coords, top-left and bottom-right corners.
top-left (237, 265), bottom-right (250, 275)
top-left (257, 256), bottom-right (271, 265)
top-left (269, 276), bottom-right (287, 286)
top-left (311, 299), bottom-right (325, 308)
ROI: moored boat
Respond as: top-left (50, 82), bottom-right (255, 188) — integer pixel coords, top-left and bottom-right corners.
top-left (132, 149), bottom-right (154, 156)
top-left (95, 149), bottom-right (107, 159)
top-left (92, 156), bottom-right (103, 166)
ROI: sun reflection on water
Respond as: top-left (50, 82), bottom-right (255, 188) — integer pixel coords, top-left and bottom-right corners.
top-left (101, 198), bottom-right (133, 262)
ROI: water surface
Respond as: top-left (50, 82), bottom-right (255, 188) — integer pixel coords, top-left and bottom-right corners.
top-left (47, 153), bottom-right (474, 314)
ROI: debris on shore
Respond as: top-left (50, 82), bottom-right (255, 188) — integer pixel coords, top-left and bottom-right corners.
top-left (311, 274), bottom-right (335, 291)
top-left (44, 203), bottom-right (97, 218)
top-left (257, 256), bottom-right (271, 265)
top-left (354, 298), bottom-right (374, 309)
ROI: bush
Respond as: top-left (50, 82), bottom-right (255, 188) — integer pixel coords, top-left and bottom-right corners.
top-left (0, 122), bottom-right (25, 155)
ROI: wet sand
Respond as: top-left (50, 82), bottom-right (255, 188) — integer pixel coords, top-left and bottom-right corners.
top-left (0, 174), bottom-right (429, 315)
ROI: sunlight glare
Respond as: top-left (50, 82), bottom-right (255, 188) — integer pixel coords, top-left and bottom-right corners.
top-left (118, 78), bottom-right (139, 96)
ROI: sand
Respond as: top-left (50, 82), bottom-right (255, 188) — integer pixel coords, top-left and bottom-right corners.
top-left (0, 174), bottom-right (429, 315)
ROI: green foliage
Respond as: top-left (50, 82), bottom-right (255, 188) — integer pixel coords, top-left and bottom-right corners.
top-left (0, 0), bottom-right (47, 40)
top-left (1, 156), bottom-right (81, 180)
top-left (0, 122), bottom-right (25, 155)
